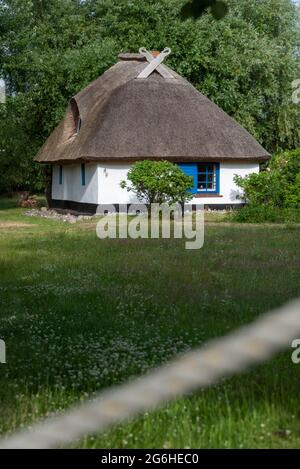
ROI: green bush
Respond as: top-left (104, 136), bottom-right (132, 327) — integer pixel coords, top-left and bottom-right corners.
top-left (120, 160), bottom-right (194, 205)
top-left (229, 205), bottom-right (300, 223)
top-left (283, 171), bottom-right (300, 209)
top-left (231, 148), bottom-right (300, 223)
top-left (234, 171), bottom-right (285, 207)
top-left (234, 148), bottom-right (300, 209)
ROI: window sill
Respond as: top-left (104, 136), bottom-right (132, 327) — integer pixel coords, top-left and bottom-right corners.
top-left (194, 194), bottom-right (223, 198)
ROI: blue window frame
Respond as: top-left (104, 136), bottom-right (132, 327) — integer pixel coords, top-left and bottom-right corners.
top-left (59, 165), bottom-right (63, 185)
top-left (81, 163), bottom-right (86, 186)
top-left (178, 163), bottom-right (220, 195)
top-left (197, 163), bottom-right (220, 193)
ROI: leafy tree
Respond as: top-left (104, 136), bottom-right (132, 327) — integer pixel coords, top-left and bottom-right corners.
top-left (0, 94), bottom-right (45, 193)
top-left (0, 0), bottom-right (300, 192)
top-left (120, 160), bottom-right (194, 205)
top-left (181, 0), bottom-right (228, 20)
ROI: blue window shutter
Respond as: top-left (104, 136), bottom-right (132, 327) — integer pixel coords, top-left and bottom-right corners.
top-left (59, 165), bottom-right (63, 185)
top-left (216, 163), bottom-right (220, 194)
top-left (178, 163), bottom-right (197, 194)
top-left (81, 163), bottom-right (86, 186)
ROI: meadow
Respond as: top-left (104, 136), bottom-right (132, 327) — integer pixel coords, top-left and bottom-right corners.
top-left (0, 197), bottom-right (300, 448)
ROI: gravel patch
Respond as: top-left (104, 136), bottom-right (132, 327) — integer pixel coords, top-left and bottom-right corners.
top-left (24, 208), bottom-right (95, 224)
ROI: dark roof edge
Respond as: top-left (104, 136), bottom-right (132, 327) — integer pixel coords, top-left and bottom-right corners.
top-left (37, 155), bottom-right (270, 164)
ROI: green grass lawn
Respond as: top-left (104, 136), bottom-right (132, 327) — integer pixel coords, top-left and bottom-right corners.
top-left (0, 197), bottom-right (300, 448)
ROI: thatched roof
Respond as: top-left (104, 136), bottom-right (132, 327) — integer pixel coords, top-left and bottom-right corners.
top-left (36, 52), bottom-right (269, 164)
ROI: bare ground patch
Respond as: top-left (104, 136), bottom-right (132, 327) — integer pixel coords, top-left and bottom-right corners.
top-left (0, 221), bottom-right (36, 229)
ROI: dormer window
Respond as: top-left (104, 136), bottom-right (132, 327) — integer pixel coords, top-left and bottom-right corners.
top-left (64, 98), bottom-right (82, 140)
top-left (70, 98), bottom-right (81, 135)
top-left (76, 117), bottom-right (82, 134)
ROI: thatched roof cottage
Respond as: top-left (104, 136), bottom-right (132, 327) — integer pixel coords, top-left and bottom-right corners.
top-left (36, 48), bottom-right (269, 212)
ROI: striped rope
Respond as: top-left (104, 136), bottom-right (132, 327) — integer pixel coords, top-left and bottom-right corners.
top-left (0, 298), bottom-right (300, 449)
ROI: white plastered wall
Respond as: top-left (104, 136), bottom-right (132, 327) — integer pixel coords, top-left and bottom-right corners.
top-left (52, 162), bottom-right (260, 206)
top-left (52, 163), bottom-right (99, 203)
top-left (97, 162), bottom-right (260, 205)
top-left (97, 163), bottom-right (142, 205)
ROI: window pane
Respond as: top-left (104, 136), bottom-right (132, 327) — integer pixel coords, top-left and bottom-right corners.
top-left (197, 163), bottom-right (219, 192)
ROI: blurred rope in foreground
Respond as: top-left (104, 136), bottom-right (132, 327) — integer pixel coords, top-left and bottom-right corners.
top-left (0, 298), bottom-right (300, 449)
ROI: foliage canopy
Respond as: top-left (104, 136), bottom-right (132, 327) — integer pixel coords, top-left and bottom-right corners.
top-left (0, 0), bottom-right (300, 192)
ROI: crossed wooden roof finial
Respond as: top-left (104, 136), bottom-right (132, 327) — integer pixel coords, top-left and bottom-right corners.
top-left (137, 48), bottom-right (174, 79)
